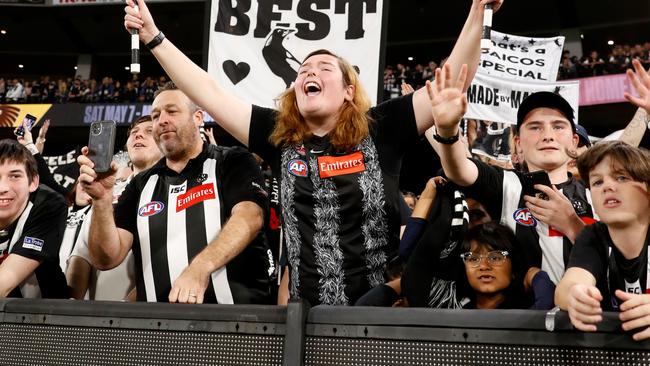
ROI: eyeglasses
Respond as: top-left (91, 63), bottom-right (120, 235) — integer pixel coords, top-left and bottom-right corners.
top-left (460, 250), bottom-right (509, 267)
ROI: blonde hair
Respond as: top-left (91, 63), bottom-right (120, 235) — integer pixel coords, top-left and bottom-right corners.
top-left (270, 49), bottom-right (373, 151)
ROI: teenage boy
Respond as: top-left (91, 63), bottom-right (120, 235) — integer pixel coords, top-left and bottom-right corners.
top-left (428, 66), bottom-right (594, 285)
top-left (556, 141), bottom-right (650, 341)
top-left (0, 139), bottom-right (68, 298)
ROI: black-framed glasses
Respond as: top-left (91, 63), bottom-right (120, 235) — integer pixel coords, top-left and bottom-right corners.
top-left (460, 250), bottom-right (509, 267)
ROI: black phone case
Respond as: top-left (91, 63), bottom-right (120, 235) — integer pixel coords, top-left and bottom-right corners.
top-left (88, 120), bottom-right (116, 173)
top-left (522, 171), bottom-right (552, 197)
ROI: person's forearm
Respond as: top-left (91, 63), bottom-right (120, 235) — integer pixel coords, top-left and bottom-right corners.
top-left (554, 280), bottom-right (576, 310)
top-left (445, 3), bottom-right (482, 90)
top-left (565, 216), bottom-right (586, 245)
top-left (66, 256), bottom-right (92, 299)
top-left (0, 255), bottom-right (40, 298)
top-left (88, 199), bottom-right (125, 270)
top-left (188, 202), bottom-right (263, 276)
top-left (619, 108), bottom-right (648, 147)
top-left (151, 39), bottom-right (251, 145)
top-left (438, 138), bottom-right (478, 186)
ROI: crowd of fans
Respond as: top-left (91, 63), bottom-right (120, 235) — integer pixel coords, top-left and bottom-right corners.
top-left (3, 43), bottom-right (649, 105)
top-left (382, 42), bottom-right (650, 101)
top-left (559, 42), bottom-right (650, 79)
top-left (0, 75), bottom-right (167, 104)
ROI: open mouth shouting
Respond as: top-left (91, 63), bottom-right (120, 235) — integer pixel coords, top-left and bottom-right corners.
top-left (303, 81), bottom-right (322, 96)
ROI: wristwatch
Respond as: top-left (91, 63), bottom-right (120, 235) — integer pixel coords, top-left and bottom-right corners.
top-left (433, 131), bottom-right (460, 145)
top-left (146, 31), bottom-right (165, 50)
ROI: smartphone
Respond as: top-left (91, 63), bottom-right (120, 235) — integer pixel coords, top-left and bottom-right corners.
top-left (88, 121), bottom-right (116, 173)
top-left (15, 114), bottom-right (38, 137)
top-left (522, 170), bottom-right (552, 200)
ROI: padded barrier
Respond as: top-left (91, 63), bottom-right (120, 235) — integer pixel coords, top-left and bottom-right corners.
top-left (0, 299), bottom-right (647, 365)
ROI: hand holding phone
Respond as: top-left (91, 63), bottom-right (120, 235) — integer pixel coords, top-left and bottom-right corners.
top-left (15, 114), bottom-right (38, 137)
top-left (88, 121), bottom-right (116, 173)
top-left (522, 170), bottom-right (552, 200)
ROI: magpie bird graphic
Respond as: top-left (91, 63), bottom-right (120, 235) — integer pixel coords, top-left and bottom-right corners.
top-left (263, 28), bottom-right (301, 88)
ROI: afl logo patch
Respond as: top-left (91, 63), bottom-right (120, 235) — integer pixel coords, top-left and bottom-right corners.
top-left (139, 201), bottom-right (165, 217)
top-left (287, 159), bottom-right (308, 177)
top-left (513, 208), bottom-right (537, 227)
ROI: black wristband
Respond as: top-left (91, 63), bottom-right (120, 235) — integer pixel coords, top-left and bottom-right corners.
top-left (433, 131), bottom-right (460, 145)
top-left (145, 31), bottom-right (165, 50)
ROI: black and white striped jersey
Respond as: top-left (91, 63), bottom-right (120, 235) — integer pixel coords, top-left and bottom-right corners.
top-left (249, 94), bottom-right (420, 306)
top-left (467, 160), bottom-right (596, 284)
top-left (59, 205), bottom-right (91, 272)
top-left (0, 185), bottom-right (69, 298)
top-left (114, 143), bottom-right (272, 304)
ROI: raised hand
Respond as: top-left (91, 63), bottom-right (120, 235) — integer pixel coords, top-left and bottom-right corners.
top-left (36, 119), bottom-right (50, 153)
top-left (476, 0), bottom-right (504, 13)
top-left (400, 82), bottom-right (415, 96)
top-left (77, 146), bottom-right (118, 203)
top-left (426, 63), bottom-right (468, 136)
top-left (625, 59), bottom-right (650, 114)
top-left (124, 0), bottom-right (159, 44)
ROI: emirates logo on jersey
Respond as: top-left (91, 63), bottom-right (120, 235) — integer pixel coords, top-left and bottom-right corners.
top-left (139, 201), bottom-right (165, 217)
top-left (176, 183), bottom-right (216, 212)
top-left (513, 208), bottom-right (537, 227)
top-left (317, 151), bottom-right (365, 179)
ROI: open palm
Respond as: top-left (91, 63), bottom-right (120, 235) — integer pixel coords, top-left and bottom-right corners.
top-left (625, 59), bottom-right (650, 112)
top-left (427, 63), bottom-right (468, 134)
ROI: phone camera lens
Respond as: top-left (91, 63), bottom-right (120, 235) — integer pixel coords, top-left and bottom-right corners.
top-left (91, 124), bottom-right (102, 136)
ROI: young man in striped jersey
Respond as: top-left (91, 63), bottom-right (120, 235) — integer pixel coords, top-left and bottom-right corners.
top-left (429, 65), bottom-right (594, 286)
top-left (66, 115), bottom-right (163, 300)
top-left (0, 139), bottom-right (68, 298)
top-left (78, 83), bottom-right (272, 304)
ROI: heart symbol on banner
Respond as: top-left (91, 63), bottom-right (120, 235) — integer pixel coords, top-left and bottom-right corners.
top-left (223, 60), bottom-right (250, 85)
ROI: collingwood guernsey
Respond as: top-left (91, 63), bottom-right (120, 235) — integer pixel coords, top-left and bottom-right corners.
top-left (114, 143), bottom-right (272, 304)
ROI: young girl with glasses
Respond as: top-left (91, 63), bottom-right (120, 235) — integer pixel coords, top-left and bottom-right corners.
top-left (460, 222), bottom-right (555, 309)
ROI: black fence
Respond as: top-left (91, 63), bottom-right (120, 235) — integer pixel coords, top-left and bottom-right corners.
top-left (0, 299), bottom-right (647, 365)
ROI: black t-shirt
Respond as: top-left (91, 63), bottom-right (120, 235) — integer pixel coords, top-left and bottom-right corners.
top-left (114, 142), bottom-right (272, 304)
top-left (464, 159), bottom-right (595, 284)
top-left (249, 94), bottom-right (419, 306)
top-left (1, 186), bottom-right (68, 298)
top-left (568, 222), bottom-right (650, 311)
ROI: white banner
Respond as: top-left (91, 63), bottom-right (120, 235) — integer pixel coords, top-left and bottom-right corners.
top-left (207, 0), bottom-right (386, 108)
top-left (465, 72), bottom-right (580, 125)
top-left (479, 30), bottom-right (565, 82)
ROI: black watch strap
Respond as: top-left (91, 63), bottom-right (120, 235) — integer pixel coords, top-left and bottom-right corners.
top-left (145, 31), bottom-right (165, 50)
top-left (433, 131), bottom-right (460, 145)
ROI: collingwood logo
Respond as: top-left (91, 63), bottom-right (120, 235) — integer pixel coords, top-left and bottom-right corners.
top-left (176, 183), bottom-right (216, 212)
